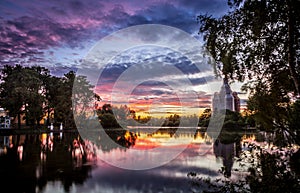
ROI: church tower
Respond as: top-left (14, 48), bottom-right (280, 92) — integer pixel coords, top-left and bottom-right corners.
top-left (212, 78), bottom-right (240, 112)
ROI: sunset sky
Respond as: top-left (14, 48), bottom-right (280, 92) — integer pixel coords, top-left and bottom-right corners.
top-left (0, 0), bottom-right (247, 117)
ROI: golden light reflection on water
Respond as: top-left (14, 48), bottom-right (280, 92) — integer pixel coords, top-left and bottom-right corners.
top-left (127, 129), bottom-right (213, 150)
top-left (241, 133), bottom-right (299, 154)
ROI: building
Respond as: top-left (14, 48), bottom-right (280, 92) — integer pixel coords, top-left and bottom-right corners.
top-left (212, 78), bottom-right (240, 112)
top-left (0, 108), bottom-right (6, 117)
top-left (0, 108), bottom-right (11, 129)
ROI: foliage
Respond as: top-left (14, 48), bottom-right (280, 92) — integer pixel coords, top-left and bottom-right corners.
top-left (246, 149), bottom-right (300, 193)
top-left (222, 110), bottom-right (245, 130)
top-left (0, 65), bottom-right (96, 129)
top-left (98, 113), bottom-right (120, 128)
top-left (198, 0), bottom-right (300, 145)
top-left (198, 108), bottom-right (211, 127)
top-left (242, 110), bottom-right (256, 127)
top-left (246, 79), bottom-right (290, 129)
top-left (162, 114), bottom-right (180, 127)
top-left (247, 93), bottom-right (300, 146)
top-left (199, 108), bottom-right (245, 131)
top-left (72, 73), bottom-right (96, 129)
top-left (289, 100), bottom-right (300, 145)
top-left (198, 0), bottom-right (300, 94)
top-left (0, 65), bottom-right (26, 128)
top-left (0, 65), bottom-right (49, 127)
top-left (97, 104), bottom-right (133, 128)
top-left (188, 172), bottom-right (250, 193)
top-left (54, 72), bottom-right (74, 127)
top-left (97, 104), bottom-right (184, 128)
top-left (188, 143), bottom-right (300, 193)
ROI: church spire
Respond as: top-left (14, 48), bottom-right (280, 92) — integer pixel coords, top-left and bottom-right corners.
top-left (212, 75), bottom-right (240, 113)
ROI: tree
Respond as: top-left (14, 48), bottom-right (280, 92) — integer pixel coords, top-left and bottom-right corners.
top-left (288, 100), bottom-right (300, 145)
top-left (0, 65), bottom-right (49, 128)
top-left (43, 75), bottom-right (62, 125)
top-left (45, 71), bottom-right (94, 129)
top-left (22, 66), bottom-right (49, 126)
top-left (0, 65), bottom-right (24, 129)
top-left (0, 65), bottom-right (100, 129)
top-left (198, 0), bottom-right (300, 143)
top-left (55, 71), bottom-right (75, 128)
top-left (198, 0), bottom-right (300, 95)
top-left (198, 108), bottom-right (211, 127)
top-left (97, 104), bottom-right (127, 128)
top-left (72, 73), bottom-right (96, 129)
top-left (161, 114), bottom-right (180, 127)
top-left (222, 110), bottom-right (245, 130)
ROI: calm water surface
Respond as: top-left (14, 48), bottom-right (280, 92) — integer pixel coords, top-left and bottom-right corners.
top-left (0, 128), bottom-right (285, 193)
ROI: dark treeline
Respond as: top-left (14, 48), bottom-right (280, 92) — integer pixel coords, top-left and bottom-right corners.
top-left (96, 103), bottom-right (253, 131)
top-left (97, 103), bottom-right (182, 128)
top-left (0, 65), bottom-right (84, 129)
top-left (97, 103), bottom-right (197, 128)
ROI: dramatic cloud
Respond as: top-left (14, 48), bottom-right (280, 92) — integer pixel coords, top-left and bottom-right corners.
top-left (0, 0), bottom-right (229, 69)
top-left (91, 45), bottom-right (217, 114)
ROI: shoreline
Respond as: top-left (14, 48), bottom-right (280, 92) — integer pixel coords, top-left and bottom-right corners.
top-left (0, 126), bottom-right (258, 136)
top-left (0, 128), bottom-right (79, 135)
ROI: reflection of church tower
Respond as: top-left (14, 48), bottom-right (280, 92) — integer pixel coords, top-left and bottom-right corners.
top-left (212, 78), bottom-right (240, 112)
top-left (213, 139), bottom-right (241, 178)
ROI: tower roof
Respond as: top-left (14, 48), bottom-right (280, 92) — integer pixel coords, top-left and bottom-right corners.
top-left (221, 77), bottom-right (232, 94)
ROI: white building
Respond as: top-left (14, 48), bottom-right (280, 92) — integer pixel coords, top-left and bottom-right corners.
top-left (0, 108), bottom-right (11, 129)
top-left (212, 78), bottom-right (240, 112)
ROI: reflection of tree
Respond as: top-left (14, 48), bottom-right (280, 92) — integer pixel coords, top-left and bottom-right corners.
top-left (151, 127), bottom-right (178, 138)
top-left (78, 118), bottom-right (137, 153)
top-left (37, 138), bottom-right (93, 192)
top-left (189, 131), bottom-right (300, 193)
top-left (94, 129), bottom-right (137, 152)
top-left (108, 130), bottom-right (136, 149)
top-left (0, 133), bottom-right (93, 193)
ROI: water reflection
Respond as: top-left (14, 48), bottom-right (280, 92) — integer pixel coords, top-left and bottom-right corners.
top-left (213, 130), bottom-right (242, 177)
top-left (0, 133), bottom-right (94, 193)
top-left (0, 129), bottom-right (298, 193)
top-left (0, 129), bottom-right (215, 192)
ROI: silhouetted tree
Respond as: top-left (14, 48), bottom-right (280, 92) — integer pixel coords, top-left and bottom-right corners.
top-left (198, 0), bottom-right (300, 145)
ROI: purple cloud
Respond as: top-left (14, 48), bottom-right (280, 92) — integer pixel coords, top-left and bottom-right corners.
top-left (0, 0), bottom-right (228, 70)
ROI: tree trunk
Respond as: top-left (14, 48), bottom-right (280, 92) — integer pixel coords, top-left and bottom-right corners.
top-left (287, 0), bottom-right (300, 96)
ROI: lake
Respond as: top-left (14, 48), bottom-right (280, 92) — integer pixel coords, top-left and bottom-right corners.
top-left (0, 128), bottom-right (297, 193)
